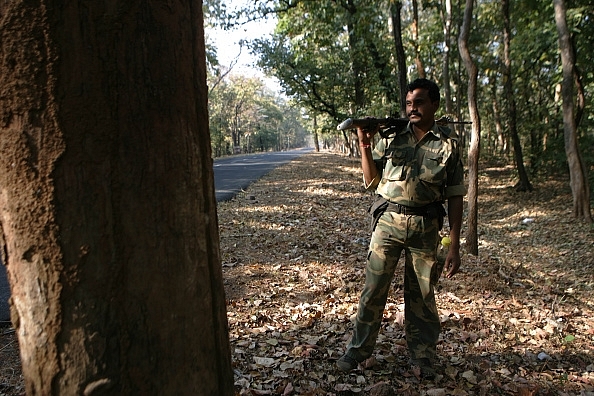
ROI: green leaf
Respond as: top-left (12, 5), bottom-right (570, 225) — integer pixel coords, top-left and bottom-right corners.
top-left (563, 334), bottom-right (575, 343)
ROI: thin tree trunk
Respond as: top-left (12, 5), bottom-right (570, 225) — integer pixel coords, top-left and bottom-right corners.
top-left (412, 0), bottom-right (426, 78)
top-left (441, 0), bottom-right (453, 114)
top-left (458, 0), bottom-right (480, 256)
top-left (0, 1), bottom-right (234, 394)
top-left (502, 0), bottom-right (532, 192)
top-left (491, 83), bottom-right (505, 155)
top-left (553, 0), bottom-right (592, 223)
top-left (390, 0), bottom-right (408, 116)
top-left (346, 0), bottom-right (365, 112)
top-left (313, 114), bottom-right (320, 152)
top-left (573, 63), bottom-right (585, 130)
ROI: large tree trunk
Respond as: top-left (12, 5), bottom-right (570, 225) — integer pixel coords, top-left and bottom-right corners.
top-left (553, 0), bottom-right (592, 223)
top-left (458, 0), bottom-right (480, 256)
top-left (0, 1), bottom-right (234, 394)
top-left (502, 0), bottom-right (532, 192)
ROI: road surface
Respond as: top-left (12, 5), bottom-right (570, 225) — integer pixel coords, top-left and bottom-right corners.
top-left (214, 148), bottom-right (313, 201)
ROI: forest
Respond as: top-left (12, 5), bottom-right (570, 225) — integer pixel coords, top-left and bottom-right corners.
top-left (0, 0), bottom-right (593, 394)
top-left (204, 0), bottom-right (593, 222)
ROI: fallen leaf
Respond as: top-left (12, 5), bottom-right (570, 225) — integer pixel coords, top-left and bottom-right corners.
top-left (462, 370), bottom-right (478, 384)
top-left (253, 356), bottom-right (276, 367)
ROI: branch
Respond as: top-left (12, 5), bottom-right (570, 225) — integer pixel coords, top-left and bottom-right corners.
top-left (208, 49), bottom-right (242, 95)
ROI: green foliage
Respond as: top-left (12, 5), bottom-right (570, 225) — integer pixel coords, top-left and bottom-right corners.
top-left (204, 1), bottom-right (311, 157)
top-left (251, 0), bottom-right (400, 126)
top-left (207, 73), bottom-right (309, 157)
top-left (209, 0), bottom-right (594, 186)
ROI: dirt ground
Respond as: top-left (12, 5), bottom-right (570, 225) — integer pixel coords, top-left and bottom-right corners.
top-left (1, 151), bottom-right (593, 395)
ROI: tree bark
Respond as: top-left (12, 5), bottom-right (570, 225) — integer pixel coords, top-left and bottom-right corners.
top-left (502, 0), bottom-right (533, 192)
top-left (491, 83), bottom-right (507, 155)
top-left (441, 0), bottom-right (453, 115)
top-left (553, 0), bottom-right (592, 223)
top-left (0, 1), bottom-right (234, 394)
top-left (411, 0), bottom-right (426, 78)
top-left (390, 0), bottom-right (408, 117)
top-left (313, 114), bottom-right (320, 152)
top-left (347, 32), bottom-right (365, 111)
top-left (458, 0), bottom-right (480, 256)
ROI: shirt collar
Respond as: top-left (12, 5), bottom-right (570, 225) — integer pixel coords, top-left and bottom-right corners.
top-left (405, 122), bottom-right (441, 139)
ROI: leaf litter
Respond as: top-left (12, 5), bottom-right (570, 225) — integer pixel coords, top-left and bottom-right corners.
top-left (220, 152), bottom-right (594, 395)
top-left (0, 151), bottom-right (593, 395)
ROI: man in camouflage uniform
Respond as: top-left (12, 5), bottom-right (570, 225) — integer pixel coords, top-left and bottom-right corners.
top-left (337, 78), bottom-right (466, 379)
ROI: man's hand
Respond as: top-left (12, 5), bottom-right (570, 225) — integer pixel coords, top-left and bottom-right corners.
top-left (444, 247), bottom-right (461, 278)
top-left (357, 121), bottom-right (380, 143)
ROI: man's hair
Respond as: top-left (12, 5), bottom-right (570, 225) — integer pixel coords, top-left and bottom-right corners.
top-left (407, 78), bottom-right (440, 103)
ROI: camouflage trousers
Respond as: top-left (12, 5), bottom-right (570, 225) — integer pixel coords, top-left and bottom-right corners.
top-left (345, 210), bottom-right (441, 362)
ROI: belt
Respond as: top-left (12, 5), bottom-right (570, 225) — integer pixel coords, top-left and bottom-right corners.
top-left (368, 196), bottom-right (445, 232)
top-left (385, 202), bottom-right (431, 216)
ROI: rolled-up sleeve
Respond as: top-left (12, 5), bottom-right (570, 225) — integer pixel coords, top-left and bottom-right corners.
top-left (363, 173), bottom-right (380, 190)
top-left (361, 143), bottom-right (385, 191)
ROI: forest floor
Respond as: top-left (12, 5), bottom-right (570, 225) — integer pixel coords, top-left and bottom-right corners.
top-left (1, 151), bottom-right (594, 395)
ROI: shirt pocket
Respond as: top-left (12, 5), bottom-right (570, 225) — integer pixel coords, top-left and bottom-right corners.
top-left (383, 149), bottom-right (408, 181)
top-left (419, 151), bottom-right (449, 185)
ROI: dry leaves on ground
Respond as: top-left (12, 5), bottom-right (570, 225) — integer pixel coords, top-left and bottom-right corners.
top-left (1, 151), bottom-right (593, 396)
top-left (0, 326), bottom-right (22, 396)
top-left (219, 152), bottom-right (594, 396)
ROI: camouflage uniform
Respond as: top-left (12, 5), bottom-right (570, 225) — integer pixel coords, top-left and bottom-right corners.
top-left (344, 122), bottom-right (466, 363)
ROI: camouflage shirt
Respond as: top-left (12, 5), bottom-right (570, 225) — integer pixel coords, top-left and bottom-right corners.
top-left (366, 122), bottom-right (466, 206)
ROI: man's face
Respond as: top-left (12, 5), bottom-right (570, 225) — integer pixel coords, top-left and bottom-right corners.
top-left (406, 88), bottom-right (439, 128)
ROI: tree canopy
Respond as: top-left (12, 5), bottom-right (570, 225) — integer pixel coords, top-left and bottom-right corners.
top-left (207, 0), bottom-right (593, 220)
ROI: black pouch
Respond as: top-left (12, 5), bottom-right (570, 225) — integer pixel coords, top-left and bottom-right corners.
top-left (367, 196), bottom-right (389, 233)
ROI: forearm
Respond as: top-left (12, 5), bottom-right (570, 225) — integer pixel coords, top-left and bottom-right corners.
top-left (358, 128), bottom-right (379, 188)
top-left (447, 195), bottom-right (464, 248)
top-left (360, 146), bottom-right (378, 187)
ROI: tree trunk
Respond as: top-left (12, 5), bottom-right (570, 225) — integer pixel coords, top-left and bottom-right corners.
top-left (411, 0), bottom-right (426, 78)
top-left (441, 0), bottom-right (453, 115)
top-left (346, 13), bottom-right (365, 112)
top-left (0, 1), bottom-right (234, 394)
top-left (502, 0), bottom-right (532, 192)
top-left (491, 84), bottom-right (506, 155)
top-left (553, 0), bottom-right (592, 223)
top-left (458, 0), bottom-right (480, 256)
top-left (390, 0), bottom-right (408, 117)
top-left (313, 114), bottom-right (320, 152)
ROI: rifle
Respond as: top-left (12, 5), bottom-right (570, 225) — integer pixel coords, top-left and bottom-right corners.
top-left (337, 115), bottom-right (472, 138)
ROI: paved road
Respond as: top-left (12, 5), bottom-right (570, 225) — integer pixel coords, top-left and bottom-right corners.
top-left (0, 148), bottom-right (314, 322)
top-left (214, 147), bottom-right (313, 202)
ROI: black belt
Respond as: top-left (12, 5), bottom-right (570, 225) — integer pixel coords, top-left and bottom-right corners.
top-left (385, 202), bottom-right (430, 216)
top-left (368, 196), bottom-right (446, 232)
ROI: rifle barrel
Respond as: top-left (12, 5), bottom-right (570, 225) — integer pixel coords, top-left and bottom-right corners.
top-left (336, 118), bottom-right (355, 130)
top-left (337, 116), bottom-right (471, 131)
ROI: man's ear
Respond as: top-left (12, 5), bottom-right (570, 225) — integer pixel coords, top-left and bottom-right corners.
top-left (432, 100), bottom-right (440, 112)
